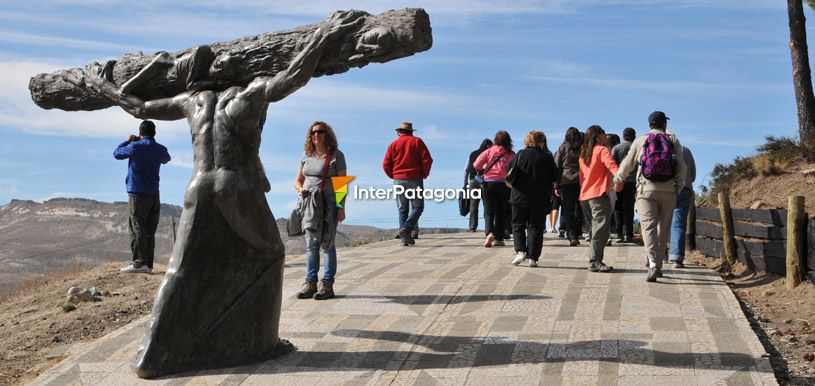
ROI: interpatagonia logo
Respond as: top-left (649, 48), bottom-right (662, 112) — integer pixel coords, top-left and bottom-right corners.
top-left (330, 176), bottom-right (356, 208)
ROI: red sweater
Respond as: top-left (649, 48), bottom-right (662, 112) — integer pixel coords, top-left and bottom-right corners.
top-left (383, 133), bottom-right (433, 179)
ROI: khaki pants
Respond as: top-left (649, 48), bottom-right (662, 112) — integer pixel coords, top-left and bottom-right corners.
top-left (587, 195), bottom-right (611, 267)
top-left (636, 190), bottom-right (677, 269)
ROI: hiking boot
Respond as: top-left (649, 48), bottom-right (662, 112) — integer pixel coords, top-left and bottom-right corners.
top-left (511, 251), bottom-right (526, 265)
top-left (528, 259), bottom-right (538, 268)
top-left (646, 268), bottom-right (659, 282)
top-left (492, 239), bottom-right (505, 247)
top-left (313, 279), bottom-right (335, 300)
top-left (297, 280), bottom-right (317, 299)
top-left (672, 261), bottom-right (685, 268)
top-left (120, 264), bottom-right (151, 273)
top-left (411, 231), bottom-right (419, 239)
top-left (569, 239), bottom-right (580, 247)
top-left (484, 233), bottom-right (495, 248)
top-left (399, 228), bottom-right (414, 246)
top-left (657, 268), bottom-right (664, 278)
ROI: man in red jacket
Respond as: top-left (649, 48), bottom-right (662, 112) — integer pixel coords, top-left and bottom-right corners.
top-left (383, 122), bottom-right (433, 246)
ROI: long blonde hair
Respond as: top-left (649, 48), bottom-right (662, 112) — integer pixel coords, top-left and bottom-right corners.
top-left (304, 121), bottom-right (338, 155)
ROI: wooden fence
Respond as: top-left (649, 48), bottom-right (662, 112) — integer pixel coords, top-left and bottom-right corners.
top-left (694, 206), bottom-right (788, 274)
top-left (693, 194), bottom-right (810, 289)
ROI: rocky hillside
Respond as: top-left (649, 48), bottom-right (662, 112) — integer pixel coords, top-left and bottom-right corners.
top-left (0, 198), bottom-right (466, 296)
top-left (0, 198), bottom-right (181, 295)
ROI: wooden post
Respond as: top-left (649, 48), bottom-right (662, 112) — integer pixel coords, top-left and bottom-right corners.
top-left (787, 196), bottom-right (806, 289)
top-left (686, 192), bottom-right (696, 251)
top-left (171, 216), bottom-right (177, 244)
top-left (718, 192), bottom-right (738, 267)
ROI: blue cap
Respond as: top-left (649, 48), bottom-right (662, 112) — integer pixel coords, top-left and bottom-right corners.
top-left (648, 111), bottom-right (669, 125)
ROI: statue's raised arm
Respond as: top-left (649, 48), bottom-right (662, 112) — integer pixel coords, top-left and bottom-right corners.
top-left (246, 10), bottom-right (365, 102)
top-left (63, 63), bottom-right (188, 121)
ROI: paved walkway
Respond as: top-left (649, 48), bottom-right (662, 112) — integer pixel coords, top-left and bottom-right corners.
top-left (32, 233), bottom-right (776, 385)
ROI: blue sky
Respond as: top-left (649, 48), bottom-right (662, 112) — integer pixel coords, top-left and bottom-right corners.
top-left (0, 0), bottom-right (800, 229)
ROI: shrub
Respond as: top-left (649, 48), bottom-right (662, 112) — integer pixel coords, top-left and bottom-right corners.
top-left (61, 303), bottom-right (76, 313)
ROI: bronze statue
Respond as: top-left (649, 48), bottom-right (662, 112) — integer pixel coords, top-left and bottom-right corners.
top-left (36, 9), bottom-right (432, 378)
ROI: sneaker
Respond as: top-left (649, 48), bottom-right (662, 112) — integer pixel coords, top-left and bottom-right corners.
top-left (646, 268), bottom-right (659, 282)
top-left (672, 261), bottom-right (685, 268)
top-left (657, 268), bottom-right (664, 278)
top-left (411, 232), bottom-right (419, 240)
top-left (297, 280), bottom-right (317, 299)
top-left (528, 259), bottom-right (538, 268)
top-left (596, 263), bottom-right (613, 273)
top-left (313, 279), bottom-right (335, 300)
top-left (512, 251), bottom-right (526, 265)
top-left (120, 264), bottom-right (151, 273)
top-left (589, 263), bottom-right (613, 273)
top-left (605, 239), bottom-right (612, 246)
top-left (484, 233), bottom-right (495, 248)
top-left (558, 230), bottom-right (566, 238)
top-left (492, 239), bottom-right (505, 247)
top-left (569, 239), bottom-right (580, 247)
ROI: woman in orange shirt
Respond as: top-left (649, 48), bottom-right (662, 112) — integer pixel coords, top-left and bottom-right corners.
top-left (578, 125), bottom-right (619, 273)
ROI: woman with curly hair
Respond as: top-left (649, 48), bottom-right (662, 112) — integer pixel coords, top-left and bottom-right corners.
top-left (579, 125), bottom-right (619, 273)
top-left (294, 121), bottom-right (347, 300)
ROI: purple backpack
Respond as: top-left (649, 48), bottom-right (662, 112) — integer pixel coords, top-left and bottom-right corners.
top-left (639, 133), bottom-right (676, 182)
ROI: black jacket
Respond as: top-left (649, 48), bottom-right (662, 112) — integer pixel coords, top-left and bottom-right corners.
top-left (464, 148), bottom-right (485, 185)
top-left (508, 147), bottom-right (558, 210)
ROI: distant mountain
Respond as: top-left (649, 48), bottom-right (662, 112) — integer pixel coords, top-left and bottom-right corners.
top-left (0, 197), bottom-right (465, 295)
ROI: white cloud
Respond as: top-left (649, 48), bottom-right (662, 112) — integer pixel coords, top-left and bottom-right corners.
top-left (530, 75), bottom-right (788, 94)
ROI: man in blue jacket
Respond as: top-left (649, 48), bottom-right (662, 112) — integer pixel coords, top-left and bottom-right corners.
top-left (114, 120), bottom-right (171, 273)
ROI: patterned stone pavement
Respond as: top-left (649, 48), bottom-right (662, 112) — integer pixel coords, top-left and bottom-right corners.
top-left (31, 233), bottom-right (776, 385)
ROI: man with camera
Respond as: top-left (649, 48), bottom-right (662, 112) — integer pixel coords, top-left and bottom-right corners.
top-left (114, 120), bottom-right (171, 273)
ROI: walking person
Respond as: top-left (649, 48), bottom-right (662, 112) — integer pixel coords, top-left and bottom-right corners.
top-left (294, 121), bottom-right (347, 300)
top-left (115, 120), bottom-right (171, 273)
top-left (465, 139), bottom-right (493, 232)
top-left (554, 127), bottom-right (583, 246)
top-left (612, 127), bottom-right (637, 243)
top-left (548, 196), bottom-right (560, 234)
top-left (579, 125), bottom-right (619, 272)
top-left (614, 111), bottom-right (686, 282)
top-left (508, 131), bottom-right (558, 267)
top-left (669, 146), bottom-right (696, 268)
top-left (473, 130), bottom-right (514, 248)
top-left (383, 122), bottom-right (433, 246)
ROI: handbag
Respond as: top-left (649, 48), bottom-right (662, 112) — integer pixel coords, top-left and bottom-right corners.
top-left (505, 149), bottom-right (523, 188)
top-left (458, 185), bottom-right (470, 216)
top-left (475, 153), bottom-right (505, 187)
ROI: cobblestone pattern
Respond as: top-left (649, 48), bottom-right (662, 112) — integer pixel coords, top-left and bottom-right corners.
top-left (31, 233), bottom-right (776, 385)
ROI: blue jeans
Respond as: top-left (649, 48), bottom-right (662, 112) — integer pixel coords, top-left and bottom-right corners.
top-left (305, 203), bottom-right (338, 282)
top-left (395, 178), bottom-right (424, 230)
top-left (669, 188), bottom-right (693, 263)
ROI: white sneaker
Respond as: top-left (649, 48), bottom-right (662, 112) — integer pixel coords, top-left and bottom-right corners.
top-left (120, 264), bottom-right (152, 273)
top-left (528, 259), bottom-right (538, 268)
top-left (511, 251), bottom-right (526, 265)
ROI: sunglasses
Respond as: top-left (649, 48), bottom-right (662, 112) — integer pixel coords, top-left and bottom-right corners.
top-left (310, 130), bottom-right (326, 135)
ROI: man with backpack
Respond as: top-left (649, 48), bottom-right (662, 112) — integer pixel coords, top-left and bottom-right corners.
top-left (614, 111), bottom-right (686, 282)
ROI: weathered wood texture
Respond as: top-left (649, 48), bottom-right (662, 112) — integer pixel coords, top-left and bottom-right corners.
top-left (29, 8), bottom-right (432, 111)
top-left (718, 193), bottom-right (738, 267)
top-left (696, 236), bottom-right (786, 274)
top-left (696, 204), bottom-right (799, 275)
top-left (787, 196), bottom-right (805, 288)
top-left (686, 193), bottom-right (696, 250)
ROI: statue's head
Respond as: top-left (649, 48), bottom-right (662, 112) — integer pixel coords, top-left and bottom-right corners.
top-left (208, 54), bottom-right (239, 80)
